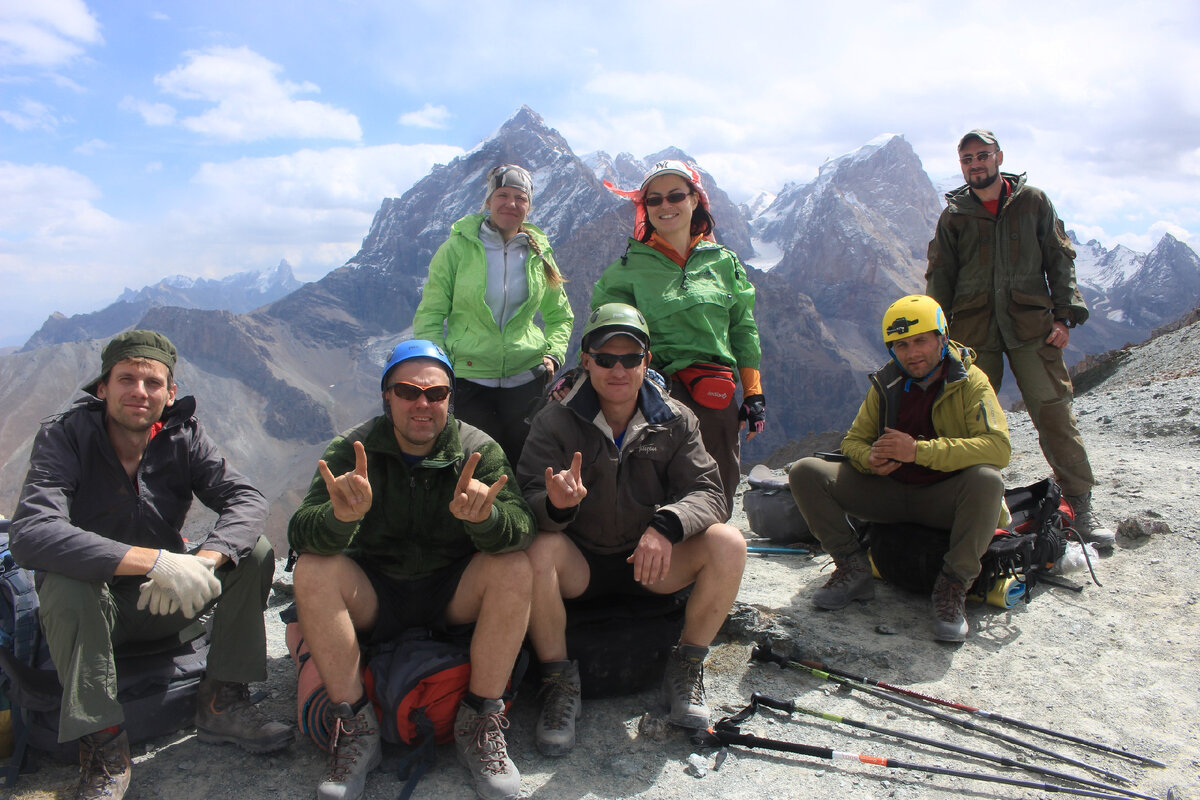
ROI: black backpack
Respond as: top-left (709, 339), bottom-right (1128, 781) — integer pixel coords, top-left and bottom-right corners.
top-left (866, 477), bottom-right (1074, 603)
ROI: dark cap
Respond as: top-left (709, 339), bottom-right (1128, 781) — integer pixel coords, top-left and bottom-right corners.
top-left (958, 129), bottom-right (999, 150)
top-left (84, 329), bottom-right (177, 394)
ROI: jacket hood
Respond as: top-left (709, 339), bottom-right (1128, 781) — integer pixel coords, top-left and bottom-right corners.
top-left (68, 392), bottom-right (197, 430)
top-left (874, 341), bottom-right (974, 387)
top-left (449, 212), bottom-right (553, 254)
top-left (563, 373), bottom-right (676, 427)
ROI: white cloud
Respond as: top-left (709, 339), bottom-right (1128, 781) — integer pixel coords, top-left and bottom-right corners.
top-left (0, 0), bottom-right (101, 68)
top-left (73, 137), bottom-right (108, 155)
top-left (399, 103), bottom-right (451, 129)
top-left (119, 96), bottom-right (176, 126)
top-left (0, 97), bottom-right (60, 132)
top-left (151, 46), bottom-right (361, 142)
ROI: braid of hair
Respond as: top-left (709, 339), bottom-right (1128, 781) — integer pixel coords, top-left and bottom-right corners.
top-left (522, 223), bottom-right (565, 287)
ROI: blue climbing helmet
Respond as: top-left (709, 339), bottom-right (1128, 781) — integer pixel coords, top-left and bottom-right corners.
top-left (381, 339), bottom-right (454, 391)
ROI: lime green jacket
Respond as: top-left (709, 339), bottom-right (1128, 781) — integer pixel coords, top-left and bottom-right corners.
top-left (591, 239), bottom-right (761, 377)
top-left (413, 214), bottom-right (573, 379)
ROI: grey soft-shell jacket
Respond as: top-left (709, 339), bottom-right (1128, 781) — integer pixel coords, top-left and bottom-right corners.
top-left (11, 394), bottom-right (268, 582)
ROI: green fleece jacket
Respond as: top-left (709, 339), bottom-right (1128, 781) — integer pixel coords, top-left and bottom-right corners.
top-left (287, 415), bottom-right (534, 581)
top-left (925, 172), bottom-right (1089, 351)
top-left (591, 239), bottom-right (761, 377)
top-left (413, 213), bottom-right (574, 379)
top-left (841, 343), bottom-right (1011, 476)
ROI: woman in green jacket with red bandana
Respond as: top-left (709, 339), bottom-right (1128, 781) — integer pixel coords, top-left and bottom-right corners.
top-left (592, 159), bottom-right (764, 517)
top-left (414, 164), bottom-right (574, 466)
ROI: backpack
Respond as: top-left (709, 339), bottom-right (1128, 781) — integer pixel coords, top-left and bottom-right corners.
top-left (742, 465), bottom-right (813, 545)
top-left (0, 519), bottom-right (211, 774)
top-left (0, 518), bottom-right (45, 787)
top-left (866, 477), bottom-right (1074, 604)
top-left (282, 603), bottom-right (526, 800)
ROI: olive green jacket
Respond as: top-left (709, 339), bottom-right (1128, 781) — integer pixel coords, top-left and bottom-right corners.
top-left (925, 172), bottom-right (1088, 351)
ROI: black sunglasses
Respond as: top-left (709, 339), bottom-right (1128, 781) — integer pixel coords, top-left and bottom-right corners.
top-left (643, 190), bottom-right (692, 207)
top-left (385, 382), bottom-right (452, 402)
top-left (587, 352), bottom-right (646, 369)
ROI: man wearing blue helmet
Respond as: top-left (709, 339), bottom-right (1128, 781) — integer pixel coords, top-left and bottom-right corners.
top-left (288, 339), bottom-right (535, 800)
top-left (788, 295), bottom-right (1011, 642)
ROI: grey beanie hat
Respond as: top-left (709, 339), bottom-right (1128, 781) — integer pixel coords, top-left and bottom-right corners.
top-left (484, 164), bottom-right (533, 200)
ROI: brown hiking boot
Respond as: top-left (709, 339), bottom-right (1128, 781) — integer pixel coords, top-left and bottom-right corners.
top-left (454, 698), bottom-right (521, 800)
top-left (662, 644), bottom-right (709, 729)
top-left (195, 678), bottom-right (295, 753)
top-left (75, 729), bottom-right (130, 800)
top-left (931, 572), bottom-right (969, 642)
top-left (812, 550), bottom-right (875, 610)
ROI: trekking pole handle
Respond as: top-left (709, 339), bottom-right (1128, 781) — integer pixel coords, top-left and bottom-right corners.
top-left (750, 693), bottom-right (796, 713)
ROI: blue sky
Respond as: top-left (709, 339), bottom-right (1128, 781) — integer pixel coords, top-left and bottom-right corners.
top-left (2, 0), bottom-right (1199, 346)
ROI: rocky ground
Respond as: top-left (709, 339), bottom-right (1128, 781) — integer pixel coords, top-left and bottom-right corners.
top-left (7, 321), bottom-right (1200, 800)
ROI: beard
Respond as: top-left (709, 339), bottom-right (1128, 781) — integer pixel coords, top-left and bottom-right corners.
top-left (968, 169), bottom-right (1000, 190)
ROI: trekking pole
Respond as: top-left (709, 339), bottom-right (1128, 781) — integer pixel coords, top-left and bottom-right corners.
top-left (699, 722), bottom-right (1149, 800)
top-left (746, 545), bottom-right (811, 556)
top-left (752, 642), bottom-right (1165, 768)
top-left (731, 693), bottom-right (1161, 800)
top-left (749, 644), bottom-right (1135, 785)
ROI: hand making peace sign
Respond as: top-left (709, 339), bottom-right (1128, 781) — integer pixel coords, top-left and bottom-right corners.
top-left (318, 440), bottom-right (373, 523)
top-left (449, 451), bottom-right (508, 523)
top-left (545, 450), bottom-right (587, 510)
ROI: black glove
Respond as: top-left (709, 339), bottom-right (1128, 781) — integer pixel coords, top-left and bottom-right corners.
top-left (739, 394), bottom-right (766, 434)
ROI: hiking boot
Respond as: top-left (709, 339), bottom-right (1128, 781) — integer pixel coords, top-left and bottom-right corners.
top-left (931, 572), bottom-right (968, 642)
top-left (195, 678), bottom-right (295, 753)
top-left (535, 660), bottom-right (582, 757)
top-left (75, 729), bottom-right (131, 800)
top-left (318, 701), bottom-right (382, 800)
top-left (662, 644), bottom-right (709, 729)
top-left (454, 697), bottom-right (521, 800)
top-left (1066, 492), bottom-right (1116, 549)
top-left (812, 549), bottom-right (875, 610)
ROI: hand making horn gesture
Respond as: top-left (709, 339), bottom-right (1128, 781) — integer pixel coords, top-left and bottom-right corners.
top-left (545, 450), bottom-right (587, 510)
top-left (318, 440), bottom-right (373, 523)
top-left (449, 451), bottom-right (508, 523)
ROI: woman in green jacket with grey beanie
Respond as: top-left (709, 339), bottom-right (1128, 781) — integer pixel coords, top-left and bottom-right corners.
top-left (413, 164), bottom-right (574, 465)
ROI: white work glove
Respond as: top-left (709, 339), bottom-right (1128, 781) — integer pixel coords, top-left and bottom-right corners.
top-left (137, 550), bottom-right (221, 618)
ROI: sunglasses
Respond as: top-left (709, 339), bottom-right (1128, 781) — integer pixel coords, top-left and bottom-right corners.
top-left (959, 151), bottom-right (998, 165)
top-left (643, 190), bottom-right (692, 207)
top-left (587, 352), bottom-right (646, 369)
top-left (385, 382), bottom-right (452, 402)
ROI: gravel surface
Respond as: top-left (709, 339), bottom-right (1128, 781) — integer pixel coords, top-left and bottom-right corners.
top-left (8, 322), bottom-right (1200, 800)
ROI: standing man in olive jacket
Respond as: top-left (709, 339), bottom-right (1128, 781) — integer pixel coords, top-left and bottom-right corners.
top-left (288, 339), bottom-right (535, 800)
top-left (10, 330), bottom-right (291, 800)
top-left (926, 129), bottom-right (1113, 548)
top-left (517, 304), bottom-right (746, 756)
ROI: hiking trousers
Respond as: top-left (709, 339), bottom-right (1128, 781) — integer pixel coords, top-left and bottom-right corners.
top-left (670, 377), bottom-right (739, 521)
top-left (37, 535), bottom-right (274, 741)
top-left (973, 340), bottom-right (1095, 496)
top-left (788, 459), bottom-right (1004, 584)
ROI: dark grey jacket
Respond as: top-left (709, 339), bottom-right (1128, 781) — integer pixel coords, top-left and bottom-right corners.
top-left (517, 377), bottom-right (726, 555)
top-left (10, 394), bottom-right (268, 582)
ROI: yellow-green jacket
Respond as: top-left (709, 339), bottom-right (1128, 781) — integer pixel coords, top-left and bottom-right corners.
top-left (841, 343), bottom-right (1011, 476)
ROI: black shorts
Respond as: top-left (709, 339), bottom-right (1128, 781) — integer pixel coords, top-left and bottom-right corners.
top-left (571, 544), bottom-right (656, 603)
top-left (356, 554), bottom-right (473, 644)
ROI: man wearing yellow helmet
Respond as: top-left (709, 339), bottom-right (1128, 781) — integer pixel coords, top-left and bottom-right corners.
top-left (788, 295), bottom-right (1011, 642)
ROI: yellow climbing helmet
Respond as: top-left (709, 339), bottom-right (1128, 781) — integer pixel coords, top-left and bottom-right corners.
top-left (882, 294), bottom-right (947, 346)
